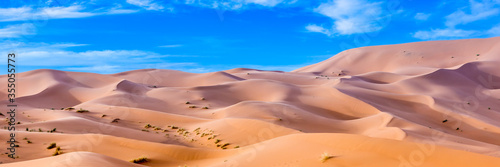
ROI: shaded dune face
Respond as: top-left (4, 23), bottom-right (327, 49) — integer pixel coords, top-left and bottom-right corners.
top-left (1, 37), bottom-right (500, 166)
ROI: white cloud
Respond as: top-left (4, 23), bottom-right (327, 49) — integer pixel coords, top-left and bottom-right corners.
top-left (184, 0), bottom-right (294, 10)
top-left (16, 49), bottom-right (194, 73)
top-left (445, 0), bottom-right (500, 27)
top-left (0, 42), bottom-right (201, 74)
top-left (487, 24), bottom-right (500, 36)
top-left (0, 23), bottom-right (35, 38)
top-left (50, 43), bottom-right (89, 47)
top-left (0, 5), bottom-right (138, 22)
top-left (159, 44), bottom-right (183, 48)
top-left (413, 28), bottom-right (478, 40)
top-left (414, 13), bottom-right (430, 21)
top-left (245, 0), bottom-right (285, 6)
top-left (412, 0), bottom-right (500, 40)
top-left (305, 24), bottom-right (331, 36)
top-left (309, 0), bottom-right (385, 36)
top-left (0, 7), bottom-right (35, 22)
top-left (126, 0), bottom-right (165, 11)
top-left (42, 5), bottom-right (96, 19)
top-left (106, 8), bottom-right (140, 14)
top-left (0, 42), bottom-right (87, 51)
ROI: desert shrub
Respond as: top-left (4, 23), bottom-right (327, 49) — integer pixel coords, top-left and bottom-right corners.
top-left (202, 107), bottom-right (209, 109)
top-left (47, 143), bottom-right (57, 149)
top-left (320, 152), bottom-right (333, 163)
top-left (189, 106), bottom-right (196, 108)
top-left (177, 128), bottom-right (186, 133)
top-left (76, 108), bottom-right (89, 113)
top-left (52, 148), bottom-right (62, 156)
top-left (130, 156), bottom-right (149, 164)
top-left (111, 118), bottom-right (120, 123)
top-left (144, 124), bottom-right (152, 128)
top-left (64, 107), bottom-right (75, 111)
top-left (221, 143), bottom-right (230, 149)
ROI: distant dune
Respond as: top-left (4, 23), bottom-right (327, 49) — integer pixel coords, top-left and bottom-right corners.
top-left (1, 37), bottom-right (500, 166)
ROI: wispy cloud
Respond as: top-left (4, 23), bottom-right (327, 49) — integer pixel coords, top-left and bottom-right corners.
top-left (42, 5), bottom-right (96, 19)
top-left (0, 5), bottom-right (138, 22)
top-left (414, 13), bottom-right (431, 21)
top-left (487, 24), bottom-right (500, 36)
top-left (412, 0), bottom-right (500, 40)
top-left (50, 43), bottom-right (89, 47)
top-left (413, 28), bottom-right (478, 40)
top-left (0, 42), bottom-right (88, 50)
top-left (126, 0), bottom-right (166, 11)
top-left (305, 24), bottom-right (331, 36)
top-left (307, 0), bottom-right (390, 36)
top-left (183, 0), bottom-right (296, 10)
top-left (106, 7), bottom-right (140, 14)
top-left (159, 44), bottom-right (183, 48)
top-left (0, 23), bottom-right (35, 38)
top-left (445, 0), bottom-right (500, 27)
top-left (0, 7), bottom-right (33, 22)
top-left (0, 42), bottom-right (200, 74)
top-left (244, 0), bottom-right (288, 7)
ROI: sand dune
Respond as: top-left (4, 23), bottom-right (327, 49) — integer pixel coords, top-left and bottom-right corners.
top-left (1, 37), bottom-right (500, 166)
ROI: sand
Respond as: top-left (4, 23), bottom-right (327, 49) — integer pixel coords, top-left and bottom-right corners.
top-left (1, 37), bottom-right (500, 166)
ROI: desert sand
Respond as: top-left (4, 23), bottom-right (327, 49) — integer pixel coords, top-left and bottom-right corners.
top-left (1, 37), bottom-right (500, 166)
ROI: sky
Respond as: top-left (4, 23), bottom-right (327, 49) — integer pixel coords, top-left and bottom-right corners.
top-left (1, 0), bottom-right (500, 74)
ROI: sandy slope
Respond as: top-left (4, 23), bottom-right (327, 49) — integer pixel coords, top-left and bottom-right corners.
top-left (1, 37), bottom-right (500, 166)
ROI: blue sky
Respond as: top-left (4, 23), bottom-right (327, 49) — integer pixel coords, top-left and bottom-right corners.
top-left (1, 0), bottom-right (500, 74)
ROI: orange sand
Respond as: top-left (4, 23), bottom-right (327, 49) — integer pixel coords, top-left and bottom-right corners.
top-left (1, 37), bottom-right (500, 166)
